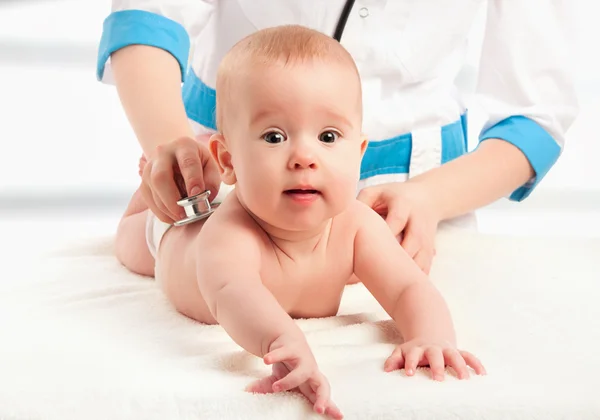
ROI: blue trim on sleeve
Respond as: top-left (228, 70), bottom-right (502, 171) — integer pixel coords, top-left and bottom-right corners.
top-left (182, 68), bottom-right (217, 130)
top-left (97, 10), bottom-right (190, 82)
top-left (359, 115), bottom-right (468, 179)
top-left (479, 116), bottom-right (562, 202)
top-left (460, 112), bottom-right (469, 150)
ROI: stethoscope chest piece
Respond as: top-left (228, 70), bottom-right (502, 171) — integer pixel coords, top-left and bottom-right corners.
top-left (174, 190), bottom-right (216, 226)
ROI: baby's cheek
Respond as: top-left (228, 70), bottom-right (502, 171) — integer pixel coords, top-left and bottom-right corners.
top-left (341, 166), bottom-right (362, 189)
top-left (330, 171), bottom-right (360, 204)
top-left (241, 169), bottom-right (273, 206)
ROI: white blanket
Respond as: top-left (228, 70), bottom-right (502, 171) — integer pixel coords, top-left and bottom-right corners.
top-left (1, 228), bottom-right (599, 420)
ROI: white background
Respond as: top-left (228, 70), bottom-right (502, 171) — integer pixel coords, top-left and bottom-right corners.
top-left (0, 0), bottom-right (598, 237)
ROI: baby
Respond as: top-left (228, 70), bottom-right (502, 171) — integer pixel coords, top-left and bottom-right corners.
top-left (115, 25), bottom-right (485, 419)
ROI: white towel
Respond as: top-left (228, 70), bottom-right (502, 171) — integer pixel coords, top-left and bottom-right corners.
top-left (1, 228), bottom-right (599, 420)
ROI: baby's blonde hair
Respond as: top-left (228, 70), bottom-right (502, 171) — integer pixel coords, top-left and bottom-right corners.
top-left (215, 25), bottom-right (361, 132)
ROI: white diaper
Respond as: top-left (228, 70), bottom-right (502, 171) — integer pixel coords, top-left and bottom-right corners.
top-left (145, 212), bottom-right (172, 260)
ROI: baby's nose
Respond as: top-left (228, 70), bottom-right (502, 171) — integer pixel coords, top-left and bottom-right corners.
top-left (288, 142), bottom-right (318, 170)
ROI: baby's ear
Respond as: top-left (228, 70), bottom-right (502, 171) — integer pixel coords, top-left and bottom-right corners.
top-left (359, 133), bottom-right (369, 158)
top-left (208, 133), bottom-right (237, 185)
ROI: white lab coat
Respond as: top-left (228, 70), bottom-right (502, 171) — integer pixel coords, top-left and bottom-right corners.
top-left (97, 0), bottom-right (579, 201)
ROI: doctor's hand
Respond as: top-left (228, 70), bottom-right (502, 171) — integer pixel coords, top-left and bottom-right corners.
top-left (139, 135), bottom-right (220, 224)
top-left (357, 181), bottom-right (440, 274)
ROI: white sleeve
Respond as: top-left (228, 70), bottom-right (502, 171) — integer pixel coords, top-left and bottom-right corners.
top-left (475, 0), bottom-right (579, 201)
top-left (96, 0), bottom-right (215, 84)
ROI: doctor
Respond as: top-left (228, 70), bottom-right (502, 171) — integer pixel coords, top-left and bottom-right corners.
top-left (97, 0), bottom-right (578, 273)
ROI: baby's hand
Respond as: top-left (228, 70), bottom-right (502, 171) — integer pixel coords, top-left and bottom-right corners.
top-left (384, 338), bottom-right (486, 381)
top-left (246, 335), bottom-right (343, 419)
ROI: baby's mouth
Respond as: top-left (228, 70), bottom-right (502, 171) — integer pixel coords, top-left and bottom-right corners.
top-left (284, 189), bottom-right (321, 195)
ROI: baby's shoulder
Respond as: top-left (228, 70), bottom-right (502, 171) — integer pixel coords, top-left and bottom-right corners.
top-left (198, 195), bottom-right (264, 251)
top-left (331, 199), bottom-right (380, 237)
top-left (341, 199), bottom-right (380, 224)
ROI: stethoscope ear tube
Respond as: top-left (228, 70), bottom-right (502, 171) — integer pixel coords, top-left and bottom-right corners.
top-left (333, 0), bottom-right (355, 42)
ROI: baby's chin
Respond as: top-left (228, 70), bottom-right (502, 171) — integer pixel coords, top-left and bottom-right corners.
top-left (258, 211), bottom-right (329, 232)
top-left (275, 217), bottom-right (329, 233)
top-left (238, 191), bottom-right (352, 236)
top-left (247, 207), bottom-right (333, 239)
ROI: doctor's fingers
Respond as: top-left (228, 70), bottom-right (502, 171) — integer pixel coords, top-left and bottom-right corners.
top-left (400, 225), bottom-right (436, 273)
top-left (148, 158), bottom-right (187, 220)
top-left (413, 248), bottom-right (435, 274)
top-left (141, 162), bottom-right (180, 222)
top-left (356, 187), bottom-right (392, 216)
top-left (175, 145), bottom-right (207, 197)
top-left (399, 220), bottom-right (424, 258)
top-left (356, 187), bottom-right (381, 209)
top-left (140, 179), bottom-right (174, 224)
top-left (384, 202), bottom-right (410, 237)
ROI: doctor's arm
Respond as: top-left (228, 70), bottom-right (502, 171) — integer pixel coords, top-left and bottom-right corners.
top-left (97, 0), bottom-right (214, 155)
top-left (97, 0), bottom-right (220, 223)
top-left (359, 1), bottom-right (579, 272)
top-left (414, 0), bottom-right (579, 217)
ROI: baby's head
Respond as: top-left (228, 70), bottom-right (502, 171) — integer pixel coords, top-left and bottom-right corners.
top-left (209, 25), bottom-right (368, 232)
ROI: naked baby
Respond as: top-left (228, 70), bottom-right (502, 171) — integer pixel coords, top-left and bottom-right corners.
top-left (115, 25), bottom-right (486, 419)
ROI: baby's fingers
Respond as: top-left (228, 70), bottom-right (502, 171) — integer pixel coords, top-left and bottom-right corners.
top-left (324, 402), bottom-right (344, 420)
top-left (245, 375), bottom-right (278, 394)
top-left (311, 377), bottom-right (343, 420)
top-left (312, 376), bottom-right (331, 415)
top-left (460, 351), bottom-right (487, 375)
top-left (263, 347), bottom-right (295, 365)
top-left (404, 347), bottom-right (424, 376)
top-left (425, 347), bottom-right (445, 381)
top-left (272, 367), bottom-right (309, 393)
top-left (384, 348), bottom-right (405, 372)
top-left (443, 349), bottom-right (469, 380)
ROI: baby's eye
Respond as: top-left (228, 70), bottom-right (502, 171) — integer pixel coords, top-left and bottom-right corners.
top-left (319, 131), bottom-right (339, 143)
top-left (263, 131), bottom-right (286, 144)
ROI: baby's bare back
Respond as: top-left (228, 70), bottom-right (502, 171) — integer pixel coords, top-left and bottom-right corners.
top-left (155, 195), bottom-right (360, 325)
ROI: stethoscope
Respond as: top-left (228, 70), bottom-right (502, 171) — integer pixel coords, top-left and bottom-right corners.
top-left (174, 0), bottom-right (355, 226)
top-left (174, 190), bottom-right (216, 226)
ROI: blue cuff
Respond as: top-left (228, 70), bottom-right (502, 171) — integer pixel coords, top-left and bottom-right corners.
top-left (182, 69), bottom-right (217, 130)
top-left (359, 115), bottom-right (468, 179)
top-left (479, 116), bottom-right (562, 201)
top-left (97, 10), bottom-right (190, 82)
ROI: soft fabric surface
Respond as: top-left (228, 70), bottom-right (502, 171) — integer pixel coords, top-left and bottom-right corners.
top-left (1, 228), bottom-right (599, 420)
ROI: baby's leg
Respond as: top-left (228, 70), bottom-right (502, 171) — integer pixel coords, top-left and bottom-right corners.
top-left (115, 187), bottom-right (155, 277)
top-left (347, 274), bottom-right (361, 285)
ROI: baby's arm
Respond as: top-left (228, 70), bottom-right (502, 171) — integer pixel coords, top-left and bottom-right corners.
top-left (196, 221), bottom-right (299, 357)
top-left (196, 218), bottom-right (341, 417)
top-left (354, 205), bottom-right (455, 344)
top-left (353, 203), bottom-right (485, 379)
